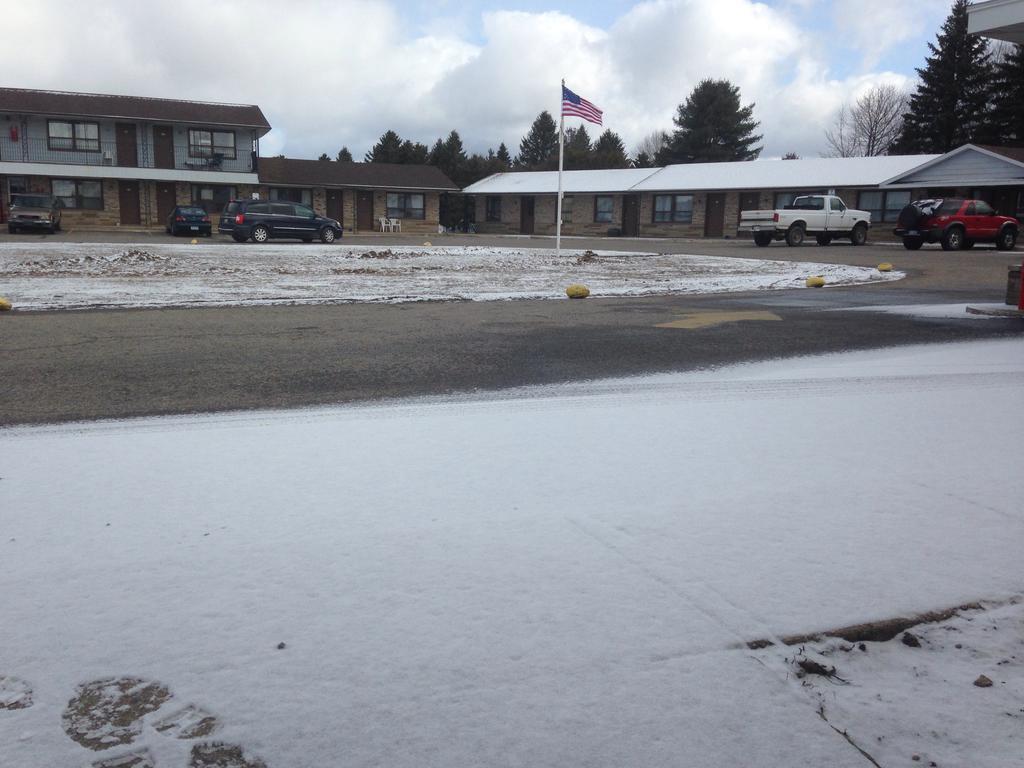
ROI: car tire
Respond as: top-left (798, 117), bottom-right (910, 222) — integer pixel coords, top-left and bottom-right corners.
top-left (251, 225), bottom-right (270, 243)
top-left (231, 233), bottom-right (247, 243)
top-left (996, 227), bottom-right (1018, 251)
top-left (815, 234), bottom-right (832, 246)
top-left (902, 237), bottom-right (924, 250)
top-left (941, 226), bottom-right (964, 251)
top-left (785, 224), bottom-right (805, 247)
top-left (319, 226), bottom-right (337, 244)
top-left (850, 223), bottom-right (867, 246)
top-left (753, 232), bottom-right (773, 247)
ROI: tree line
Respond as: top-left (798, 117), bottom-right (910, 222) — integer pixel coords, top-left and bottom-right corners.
top-left (311, 77), bottom-right (766, 191)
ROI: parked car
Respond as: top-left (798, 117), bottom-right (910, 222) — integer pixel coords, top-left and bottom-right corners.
top-left (167, 205), bottom-right (212, 237)
top-left (7, 194), bottom-right (63, 234)
top-left (218, 199), bottom-right (342, 243)
top-left (737, 195), bottom-right (870, 247)
top-left (894, 198), bottom-right (1019, 251)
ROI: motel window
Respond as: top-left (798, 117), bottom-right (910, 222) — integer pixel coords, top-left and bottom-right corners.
top-left (52, 179), bottom-right (103, 209)
top-left (191, 185), bottom-right (236, 213)
top-left (47, 120), bottom-right (100, 152)
top-left (7, 176), bottom-right (28, 198)
top-left (188, 129), bottom-right (237, 159)
top-left (387, 192), bottom-right (425, 219)
top-left (652, 194), bottom-right (693, 224)
top-left (485, 196), bottom-right (502, 222)
top-left (270, 188), bottom-right (312, 206)
top-left (594, 195), bottom-right (614, 223)
top-left (858, 190), bottom-right (910, 223)
top-left (561, 195), bottom-right (574, 224)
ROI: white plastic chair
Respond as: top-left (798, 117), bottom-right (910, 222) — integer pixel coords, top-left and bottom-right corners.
top-left (378, 216), bottom-right (391, 232)
top-left (389, 218), bottom-right (401, 233)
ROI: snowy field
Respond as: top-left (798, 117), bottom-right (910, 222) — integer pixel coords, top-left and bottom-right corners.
top-left (2, 338), bottom-right (1023, 767)
top-left (0, 242), bottom-right (902, 310)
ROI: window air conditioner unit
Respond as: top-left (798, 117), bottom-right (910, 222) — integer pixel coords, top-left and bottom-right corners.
top-left (102, 151), bottom-right (114, 166)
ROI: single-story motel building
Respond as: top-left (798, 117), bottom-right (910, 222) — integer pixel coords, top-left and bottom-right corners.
top-left (464, 145), bottom-right (1024, 240)
top-left (0, 87), bottom-right (457, 234)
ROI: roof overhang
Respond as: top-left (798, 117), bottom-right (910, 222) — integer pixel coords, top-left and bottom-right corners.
top-left (968, 0), bottom-right (1024, 42)
top-left (0, 161), bottom-right (259, 185)
top-left (880, 144), bottom-right (1024, 186)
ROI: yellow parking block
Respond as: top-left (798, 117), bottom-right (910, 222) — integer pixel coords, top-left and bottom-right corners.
top-left (655, 310), bottom-right (783, 330)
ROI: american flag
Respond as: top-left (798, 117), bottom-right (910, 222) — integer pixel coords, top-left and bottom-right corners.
top-left (562, 85), bottom-right (603, 125)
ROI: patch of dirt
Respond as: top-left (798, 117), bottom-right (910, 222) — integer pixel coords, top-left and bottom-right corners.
top-left (358, 249), bottom-right (426, 260)
top-left (154, 704), bottom-right (219, 739)
top-left (0, 676), bottom-right (33, 710)
top-left (190, 742), bottom-right (268, 768)
top-left (575, 250), bottom-right (598, 264)
top-left (62, 677), bottom-right (172, 751)
top-left (92, 748), bottom-right (156, 768)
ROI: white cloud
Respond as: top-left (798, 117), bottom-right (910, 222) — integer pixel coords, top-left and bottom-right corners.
top-left (0, 0), bottom-right (933, 162)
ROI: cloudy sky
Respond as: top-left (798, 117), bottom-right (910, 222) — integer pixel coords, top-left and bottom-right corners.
top-left (5, 0), bottom-right (955, 160)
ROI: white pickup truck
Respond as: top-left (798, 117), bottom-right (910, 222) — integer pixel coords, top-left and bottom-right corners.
top-left (737, 195), bottom-right (871, 247)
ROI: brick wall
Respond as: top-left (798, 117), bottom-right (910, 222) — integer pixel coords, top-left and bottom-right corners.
top-left (638, 192), bottom-right (707, 238)
top-left (60, 179), bottom-right (121, 228)
top-left (473, 194), bottom-right (520, 234)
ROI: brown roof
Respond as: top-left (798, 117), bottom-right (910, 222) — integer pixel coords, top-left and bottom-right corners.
top-left (0, 87), bottom-right (271, 135)
top-left (974, 144), bottom-right (1024, 164)
top-left (258, 157), bottom-right (459, 190)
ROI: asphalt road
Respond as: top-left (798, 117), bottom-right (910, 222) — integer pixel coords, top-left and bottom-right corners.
top-left (2, 232), bottom-right (1021, 425)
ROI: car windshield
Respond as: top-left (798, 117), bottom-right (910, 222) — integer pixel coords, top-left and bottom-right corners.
top-left (11, 195), bottom-right (51, 208)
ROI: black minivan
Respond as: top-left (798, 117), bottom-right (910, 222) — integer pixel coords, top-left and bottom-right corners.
top-left (219, 199), bottom-right (342, 243)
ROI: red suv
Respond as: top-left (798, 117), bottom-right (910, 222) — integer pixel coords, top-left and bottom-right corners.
top-left (895, 198), bottom-right (1018, 251)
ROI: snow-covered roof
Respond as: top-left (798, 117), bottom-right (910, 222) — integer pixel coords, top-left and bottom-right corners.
top-left (462, 168), bottom-right (661, 195)
top-left (632, 155), bottom-right (941, 192)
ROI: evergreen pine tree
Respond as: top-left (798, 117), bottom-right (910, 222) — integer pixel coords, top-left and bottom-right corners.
top-left (563, 125), bottom-right (593, 170)
top-left (365, 131), bottom-right (404, 163)
top-left (516, 111), bottom-right (559, 169)
top-left (592, 130), bottom-right (630, 169)
top-left (657, 79), bottom-right (762, 164)
top-left (895, 0), bottom-right (994, 153)
top-left (336, 147), bottom-right (353, 162)
top-left (318, 153), bottom-right (330, 161)
top-left (495, 143), bottom-right (512, 169)
top-left (429, 131), bottom-right (468, 185)
top-left (991, 43), bottom-right (1024, 144)
top-left (632, 151), bottom-right (654, 169)
top-left (400, 140), bottom-right (430, 164)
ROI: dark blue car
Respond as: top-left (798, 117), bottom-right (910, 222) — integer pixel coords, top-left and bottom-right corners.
top-left (218, 199), bottom-right (342, 243)
top-left (167, 206), bottom-right (212, 237)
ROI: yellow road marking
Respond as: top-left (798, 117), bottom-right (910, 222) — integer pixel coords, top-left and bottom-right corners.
top-left (655, 310), bottom-right (783, 329)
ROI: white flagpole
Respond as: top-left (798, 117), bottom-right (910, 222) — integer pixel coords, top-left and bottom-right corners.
top-left (556, 78), bottom-right (565, 257)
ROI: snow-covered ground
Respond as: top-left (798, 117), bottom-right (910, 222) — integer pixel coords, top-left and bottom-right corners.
top-left (2, 338), bottom-right (1022, 767)
top-left (0, 242), bottom-right (902, 310)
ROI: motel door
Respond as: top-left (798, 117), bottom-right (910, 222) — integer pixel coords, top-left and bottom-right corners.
top-left (738, 192), bottom-right (760, 223)
top-left (520, 196), bottom-right (535, 234)
top-left (115, 123), bottom-right (138, 168)
top-left (356, 191), bottom-right (373, 231)
top-left (155, 182), bottom-right (177, 224)
top-left (153, 126), bottom-right (175, 170)
top-left (118, 180), bottom-right (141, 226)
top-left (705, 193), bottom-right (726, 237)
top-left (622, 194), bottom-right (640, 237)
top-left (327, 189), bottom-right (343, 226)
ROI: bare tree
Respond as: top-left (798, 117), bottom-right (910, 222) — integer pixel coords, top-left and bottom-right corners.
top-left (633, 130), bottom-right (669, 160)
top-left (824, 84), bottom-right (907, 157)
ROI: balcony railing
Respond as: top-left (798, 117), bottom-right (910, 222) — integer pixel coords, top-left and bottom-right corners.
top-left (0, 137), bottom-right (256, 174)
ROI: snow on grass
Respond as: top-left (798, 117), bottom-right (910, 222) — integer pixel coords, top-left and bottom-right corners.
top-left (0, 242), bottom-right (903, 310)
top-left (1, 338), bottom-right (1021, 767)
